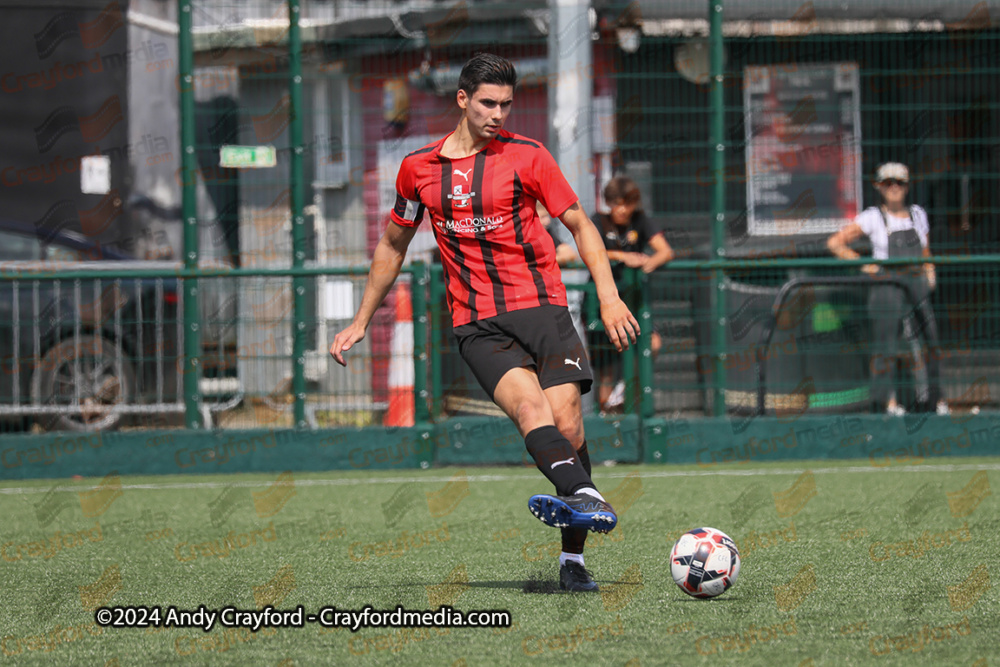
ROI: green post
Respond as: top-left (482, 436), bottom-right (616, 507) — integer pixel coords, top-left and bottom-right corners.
top-left (584, 281), bottom-right (601, 415)
top-left (288, 0), bottom-right (307, 428)
top-left (622, 340), bottom-right (635, 411)
top-left (429, 264), bottom-right (444, 419)
top-left (709, 0), bottom-right (727, 416)
top-left (637, 270), bottom-right (655, 419)
top-left (179, 0), bottom-right (201, 429)
top-left (412, 264), bottom-right (431, 423)
top-left (621, 268), bottom-right (636, 412)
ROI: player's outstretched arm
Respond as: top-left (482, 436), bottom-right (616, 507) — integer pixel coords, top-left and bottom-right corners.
top-left (559, 203), bottom-right (640, 352)
top-left (330, 222), bottom-right (418, 366)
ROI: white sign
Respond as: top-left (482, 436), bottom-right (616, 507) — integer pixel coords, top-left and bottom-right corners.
top-left (80, 155), bottom-right (111, 194)
top-left (592, 95), bottom-right (616, 154)
top-left (323, 279), bottom-right (354, 320)
top-left (744, 63), bottom-right (862, 237)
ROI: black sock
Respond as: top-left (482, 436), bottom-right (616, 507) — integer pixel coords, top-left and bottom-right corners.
top-left (577, 441), bottom-right (592, 476)
top-left (524, 426), bottom-right (593, 497)
top-left (561, 441), bottom-right (592, 555)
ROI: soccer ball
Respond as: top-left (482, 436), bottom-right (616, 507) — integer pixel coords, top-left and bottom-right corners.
top-left (670, 527), bottom-right (741, 598)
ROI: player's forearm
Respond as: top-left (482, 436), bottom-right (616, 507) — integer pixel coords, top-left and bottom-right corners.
top-left (352, 237), bottom-right (407, 330)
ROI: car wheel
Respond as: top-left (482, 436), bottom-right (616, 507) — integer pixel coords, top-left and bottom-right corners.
top-left (31, 335), bottom-right (135, 432)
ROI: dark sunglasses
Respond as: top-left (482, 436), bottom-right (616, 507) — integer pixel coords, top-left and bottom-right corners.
top-left (879, 178), bottom-right (908, 187)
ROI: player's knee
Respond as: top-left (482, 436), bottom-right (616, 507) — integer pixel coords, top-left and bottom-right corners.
top-left (513, 399), bottom-right (550, 432)
top-left (561, 421), bottom-right (585, 449)
top-left (552, 410), bottom-right (584, 448)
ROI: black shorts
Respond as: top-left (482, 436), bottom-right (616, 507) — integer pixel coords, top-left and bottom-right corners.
top-left (454, 305), bottom-right (593, 400)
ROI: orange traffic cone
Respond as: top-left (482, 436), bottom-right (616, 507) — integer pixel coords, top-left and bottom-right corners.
top-left (384, 282), bottom-right (415, 427)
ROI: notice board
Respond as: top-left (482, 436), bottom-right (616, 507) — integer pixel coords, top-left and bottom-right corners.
top-left (744, 63), bottom-right (862, 236)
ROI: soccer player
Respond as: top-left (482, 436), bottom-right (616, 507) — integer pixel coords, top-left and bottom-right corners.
top-left (330, 53), bottom-right (639, 592)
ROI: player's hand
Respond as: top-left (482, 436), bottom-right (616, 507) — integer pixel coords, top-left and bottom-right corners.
top-left (330, 322), bottom-right (366, 367)
top-left (600, 298), bottom-right (640, 352)
top-left (861, 263), bottom-right (881, 275)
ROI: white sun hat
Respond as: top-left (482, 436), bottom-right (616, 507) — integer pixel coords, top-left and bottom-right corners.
top-left (876, 162), bottom-right (909, 183)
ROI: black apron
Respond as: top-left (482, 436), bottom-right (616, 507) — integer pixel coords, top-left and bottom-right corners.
top-left (883, 206), bottom-right (923, 265)
top-left (879, 205), bottom-right (926, 306)
top-left (868, 206), bottom-right (940, 407)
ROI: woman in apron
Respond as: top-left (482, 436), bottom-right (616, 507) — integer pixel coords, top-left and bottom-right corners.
top-left (827, 162), bottom-right (948, 416)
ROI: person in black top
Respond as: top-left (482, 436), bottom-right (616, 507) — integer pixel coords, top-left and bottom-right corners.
top-left (588, 176), bottom-right (674, 411)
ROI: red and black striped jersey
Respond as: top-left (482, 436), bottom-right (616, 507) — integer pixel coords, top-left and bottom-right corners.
top-left (390, 129), bottom-right (578, 327)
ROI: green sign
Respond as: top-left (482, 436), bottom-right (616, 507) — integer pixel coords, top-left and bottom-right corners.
top-left (219, 145), bottom-right (277, 168)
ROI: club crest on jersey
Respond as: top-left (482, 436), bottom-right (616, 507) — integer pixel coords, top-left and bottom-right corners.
top-left (448, 185), bottom-right (475, 208)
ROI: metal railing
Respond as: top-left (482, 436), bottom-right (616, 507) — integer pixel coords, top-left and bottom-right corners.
top-left (2, 252), bottom-right (998, 433)
top-left (0, 261), bottom-right (244, 430)
top-left (4, 0), bottom-right (998, 436)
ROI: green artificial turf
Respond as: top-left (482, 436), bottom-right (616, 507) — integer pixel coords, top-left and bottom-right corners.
top-left (1, 458), bottom-right (998, 665)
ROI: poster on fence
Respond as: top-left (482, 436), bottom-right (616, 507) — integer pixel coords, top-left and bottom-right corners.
top-left (744, 63), bottom-right (862, 236)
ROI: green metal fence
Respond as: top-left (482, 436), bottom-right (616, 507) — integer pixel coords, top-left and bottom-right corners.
top-left (2, 0), bottom-right (998, 459)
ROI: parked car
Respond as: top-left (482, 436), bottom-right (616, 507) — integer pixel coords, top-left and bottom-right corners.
top-left (0, 219), bottom-right (238, 432)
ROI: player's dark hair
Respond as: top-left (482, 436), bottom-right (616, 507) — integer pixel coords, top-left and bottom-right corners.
top-left (603, 176), bottom-right (642, 207)
top-left (458, 53), bottom-right (517, 95)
